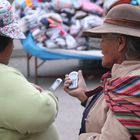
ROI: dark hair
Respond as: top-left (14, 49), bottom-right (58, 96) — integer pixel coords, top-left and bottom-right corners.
top-left (0, 35), bottom-right (13, 52)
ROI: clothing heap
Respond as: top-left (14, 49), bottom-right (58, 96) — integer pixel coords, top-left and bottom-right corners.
top-left (15, 0), bottom-right (104, 50)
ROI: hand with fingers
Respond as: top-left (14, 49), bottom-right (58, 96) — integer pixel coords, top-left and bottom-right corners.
top-left (63, 70), bottom-right (88, 103)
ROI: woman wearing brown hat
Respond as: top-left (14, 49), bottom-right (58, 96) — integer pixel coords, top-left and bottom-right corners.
top-left (64, 4), bottom-right (140, 140)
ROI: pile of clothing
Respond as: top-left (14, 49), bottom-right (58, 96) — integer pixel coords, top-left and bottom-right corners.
top-left (15, 0), bottom-right (104, 50)
top-left (15, 0), bottom-right (140, 50)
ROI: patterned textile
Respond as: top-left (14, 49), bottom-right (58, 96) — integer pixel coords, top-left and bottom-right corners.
top-left (0, 0), bottom-right (25, 39)
top-left (103, 76), bottom-right (140, 139)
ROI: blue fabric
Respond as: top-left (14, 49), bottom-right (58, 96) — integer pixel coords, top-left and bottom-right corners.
top-left (21, 33), bottom-right (102, 61)
top-left (131, 0), bottom-right (140, 5)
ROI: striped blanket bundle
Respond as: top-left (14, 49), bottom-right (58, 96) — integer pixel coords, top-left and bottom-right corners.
top-left (104, 76), bottom-right (140, 139)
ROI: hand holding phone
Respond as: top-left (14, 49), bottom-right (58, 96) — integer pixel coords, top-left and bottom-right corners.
top-left (68, 71), bottom-right (78, 89)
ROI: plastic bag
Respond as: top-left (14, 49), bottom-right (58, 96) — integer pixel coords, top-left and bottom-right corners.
top-left (65, 34), bottom-right (77, 49)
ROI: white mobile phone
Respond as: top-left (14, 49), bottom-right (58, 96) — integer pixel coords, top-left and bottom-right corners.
top-left (68, 71), bottom-right (78, 89)
top-left (49, 78), bottom-right (62, 92)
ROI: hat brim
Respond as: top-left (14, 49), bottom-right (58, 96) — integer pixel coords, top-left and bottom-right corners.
top-left (83, 23), bottom-right (140, 38)
top-left (0, 21), bottom-right (26, 39)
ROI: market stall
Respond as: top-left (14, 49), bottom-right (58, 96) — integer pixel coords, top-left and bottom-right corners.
top-left (15, 0), bottom-right (140, 82)
top-left (14, 0), bottom-right (106, 82)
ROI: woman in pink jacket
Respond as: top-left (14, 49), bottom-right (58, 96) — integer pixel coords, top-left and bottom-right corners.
top-left (64, 4), bottom-right (140, 140)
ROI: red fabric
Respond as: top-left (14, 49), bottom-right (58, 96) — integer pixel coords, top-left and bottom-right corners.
top-left (103, 76), bottom-right (140, 139)
top-left (112, 0), bottom-right (131, 8)
top-left (38, 0), bottom-right (43, 2)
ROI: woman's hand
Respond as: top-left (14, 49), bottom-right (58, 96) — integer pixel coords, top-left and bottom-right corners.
top-left (63, 70), bottom-right (88, 102)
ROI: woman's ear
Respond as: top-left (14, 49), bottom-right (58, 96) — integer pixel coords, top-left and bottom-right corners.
top-left (117, 35), bottom-right (127, 53)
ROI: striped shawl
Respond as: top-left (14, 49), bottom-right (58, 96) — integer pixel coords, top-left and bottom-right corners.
top-left (104, 76), bottom-right (140, 139)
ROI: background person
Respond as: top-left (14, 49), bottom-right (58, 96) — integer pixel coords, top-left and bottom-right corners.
top-left (64, 4), bottom-right (140, 140)
top-left (0, 0), bottom-right (59, 140)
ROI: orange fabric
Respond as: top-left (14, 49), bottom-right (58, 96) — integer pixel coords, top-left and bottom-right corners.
top-left (25, 0), bottom-right (33, 7)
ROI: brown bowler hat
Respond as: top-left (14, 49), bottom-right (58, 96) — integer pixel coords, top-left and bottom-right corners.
top-left (83, 4), bottom-right (140, 38)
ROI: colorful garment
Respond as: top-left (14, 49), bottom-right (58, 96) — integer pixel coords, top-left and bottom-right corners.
top-left (79, 61), bottom-right (140, 140)
top-left (104, 76), bottom-right (140, 139)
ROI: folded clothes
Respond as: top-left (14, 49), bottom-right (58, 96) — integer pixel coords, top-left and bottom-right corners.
top-left (14, 0), bottom-right (104, 50)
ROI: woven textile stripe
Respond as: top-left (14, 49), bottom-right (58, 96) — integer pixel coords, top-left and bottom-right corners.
top-left (104, 76), bottom-right (140, 139)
